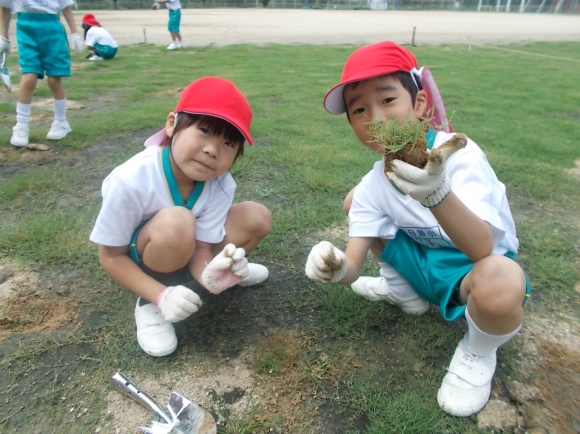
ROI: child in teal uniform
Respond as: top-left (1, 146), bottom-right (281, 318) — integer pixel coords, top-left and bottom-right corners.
top-left (305, 41), bottom-right (530, 417)
top-left (90, 77), bottom-right (271, 358)
top-left (152, 0), bottom-right (183, 50)
top-left (82, 14), bottom-right (118, 61)
top-left (0, 0), bottom-right (84, 147)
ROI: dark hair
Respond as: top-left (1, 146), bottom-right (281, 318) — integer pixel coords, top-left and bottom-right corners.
top-left (163, 113), bottom-right (245, 162)
top-left (344, 71), bottom-right (421, 122)
top-left (82, 22), bottom-right (91, 39)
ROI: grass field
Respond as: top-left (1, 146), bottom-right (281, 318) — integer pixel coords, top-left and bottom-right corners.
top-left (0, 41), bottom-right (579, 433)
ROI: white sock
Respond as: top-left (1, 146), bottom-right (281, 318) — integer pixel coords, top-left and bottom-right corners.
top-left (15, 102), bottom-right (31, 128)
top-left (462, 308), bottom-right (521, 357)
top-left (53, 98), bottom-right (67, 122)
top-left (379, 262), bottom-right (417, 299)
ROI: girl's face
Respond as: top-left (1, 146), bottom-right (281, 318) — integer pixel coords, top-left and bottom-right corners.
top-left (165, 113), bottom-right (240, 183)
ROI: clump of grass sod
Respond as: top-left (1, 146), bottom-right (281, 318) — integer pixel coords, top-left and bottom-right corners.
top-left (367, 116), bottom-right (431, 172)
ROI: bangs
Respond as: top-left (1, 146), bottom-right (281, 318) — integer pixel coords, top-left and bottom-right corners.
top-left (178, 114), bottom-right (245, 146)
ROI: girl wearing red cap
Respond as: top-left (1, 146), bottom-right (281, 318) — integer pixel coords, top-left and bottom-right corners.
top-left (81, 14), bottom-right (118, 61)
top-left (305, 41), bottom-right (530, 418)
top-left (90, 77), bottom-right (271, 357)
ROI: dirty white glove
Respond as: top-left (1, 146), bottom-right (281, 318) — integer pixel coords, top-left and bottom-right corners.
top-left (156, 285), bottom-right (202, 322)
top-left (70, 32), bottom-right (84, 54)
top-left (0, 36), bottom-right (9, 55)
top-left (385, 133), bottom-right (468, 208)
top-left (201, 244), bottom-right (248, 295)
top-left (305, 241), bottom-right (348, 283)
top-left (151, 2), bottom-right (160, 9)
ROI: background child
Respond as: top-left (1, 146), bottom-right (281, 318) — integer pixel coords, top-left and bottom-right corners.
top-left (81, 13), bottom-right (118, 61)
top-left (0, 0), bottom-right (84, 147)
top-left (90, 77), bottom-right (272, 357)
top-left (305, 41), bottom-right (530, 417)
top-left (151, 0), bottom-right (183, 50)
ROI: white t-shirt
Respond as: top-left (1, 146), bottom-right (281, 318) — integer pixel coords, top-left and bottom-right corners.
top-left (1, 0), bottom-right (73, 14)
top-left (349, 131), bottom-right (519, 256)
top-left (90, 146), bottom-right (235, 247)
top-left (165, 0), bottom-right (181, 10)
top-left (85, 27), bottom-right (118, 48)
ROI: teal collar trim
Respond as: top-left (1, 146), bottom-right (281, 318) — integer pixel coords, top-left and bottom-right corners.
top-left (162, 146), bottom-right (204, 210)
top-left (426, 128), bottom-right (437, 150)
top-left (426, 128), bottom-right (438, 150)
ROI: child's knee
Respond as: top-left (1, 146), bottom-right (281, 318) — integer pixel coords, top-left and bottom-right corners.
top-left (251, 202), bottom-right (272, 237)
top-left (153, 206), bottom-right (196, 243)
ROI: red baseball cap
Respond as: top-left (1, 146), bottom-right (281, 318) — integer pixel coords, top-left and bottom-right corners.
top-left (145, 76), bottom-right (254, 147)
top-left (82, 14), bottom-right (100, 27)
top-left (323, 41), bottom-right (418, 115)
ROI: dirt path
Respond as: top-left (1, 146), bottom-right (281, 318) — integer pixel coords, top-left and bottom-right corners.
top-left (9, 9), bottom-right (580, 47)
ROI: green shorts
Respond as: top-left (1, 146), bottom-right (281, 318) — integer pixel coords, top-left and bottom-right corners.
top-left (16, 13), bottom-right (71, 79)
top-left (168, 9), bottom-right (181, 33)
top-left (93, 43), bottom-right (117, 60)
top-left (129, 221), bottom-right (193, 287)
top-left (379, 231), bottom-right (531, 322)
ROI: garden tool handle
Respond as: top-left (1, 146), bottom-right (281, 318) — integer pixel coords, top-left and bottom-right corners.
top-left (110, 372), bottom-right (171, 424)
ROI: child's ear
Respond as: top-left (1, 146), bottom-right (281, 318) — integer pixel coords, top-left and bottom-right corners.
top-left (414, 90), bottom-right (428, 118)
top-left (165, 112), bottom-right (176, 137)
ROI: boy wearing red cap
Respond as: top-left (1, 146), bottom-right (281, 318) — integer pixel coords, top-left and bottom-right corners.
top-left (81, 14), bottom-right (118, 61)
top-left (90, 77), bottom-right (271, 357)
top-left (0, 0), bottom-right (84, 147)
top-left (305, 41), bottom-right (530, 417)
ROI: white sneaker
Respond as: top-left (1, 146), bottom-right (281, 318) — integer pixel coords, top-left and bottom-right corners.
top-left (135, 298), bottom-right (177, 357)
top-left (89, 55), bottom-right (104, 61)
top-left (46, 120), bottom-right (71, 140)
top-left (177, 42), bottom-right (184, 49)
top-left (10, 125), bottom-right (29, 147)
top-left (437, 343), bottom-right (496, 417)
top-left (351, 276), bottom-right (429, 315)
top-left (167, 42), bottom-right (177, 50)
top-left (238, 263), bottom-right (268, 287)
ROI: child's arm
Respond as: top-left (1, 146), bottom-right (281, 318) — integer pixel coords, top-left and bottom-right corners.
top-left (305, 237), bottom-right (373, 286)
top-left (386, 133), bottom-right (493, 262)
top-left (60, 6), bottom-right (84, 54)
top-left (0, 6), bottom-right (10, 53)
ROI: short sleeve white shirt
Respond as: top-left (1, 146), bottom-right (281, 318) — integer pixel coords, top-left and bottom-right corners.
top-left (85, 27), bottom-right (118, 48)
top-left (349, 131), bottom-right (519, 255)
top-left (90, 146), bottom-right (235, 247)
top-left (165, 0), bottom-right (181, 10)
top-left (4, 0), bottom-right (73, 14)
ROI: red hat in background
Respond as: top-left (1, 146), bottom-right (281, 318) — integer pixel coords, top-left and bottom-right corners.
top-left (145, 76), bottom-right (254, 146)
top-left (323, 41), bottom-right (418, 115)
top-left (82, 14), bottom-right (101, 27)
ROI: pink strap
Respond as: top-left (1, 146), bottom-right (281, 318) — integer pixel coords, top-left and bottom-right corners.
top-left (156, 287), bottom-right (168, 306)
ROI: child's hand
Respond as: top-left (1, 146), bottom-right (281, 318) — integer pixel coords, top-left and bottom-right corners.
top-left (70, 33), bottom-right (84, 55)
top-left (305, 241), bottom-right (348, 283)
top-left (151, 2), bottom-right (160, 9)
top-left (157, 285), bottom-right (202, 322)
top-left (201, 244), bottom-right (249, 294)
top-left (386, 133), bottom-right (467, 208)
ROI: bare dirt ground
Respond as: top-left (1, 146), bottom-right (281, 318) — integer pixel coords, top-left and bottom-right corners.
top-left (6, 9), bottom-right (580, 48)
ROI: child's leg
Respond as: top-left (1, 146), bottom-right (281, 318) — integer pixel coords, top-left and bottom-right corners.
top-left (344, 186), bottom-right (428, 314)
top-left (45, 76), bottom-right (72, 140)
top-left (438, 255), bottom-right (526, 417)
top-left (213, 201), bottom-right (272, 286)
top-left (10, 73), bottom-right (37, 147)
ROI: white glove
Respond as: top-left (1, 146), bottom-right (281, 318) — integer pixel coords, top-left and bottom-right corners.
top-left (385, 133), bottom-right (468, 208)
top-left (156, 285), bottom-right (202, 322)
top-left (201, 244), bottom-right (248, 295)
top-left (0, 36), bottom-right (9, 55)
top-left (70, 32), bottom-right (84, 55)
top-left (305, 241), bottom-right (348, 283)
top-left (151, 2), bottom-right (160, 9)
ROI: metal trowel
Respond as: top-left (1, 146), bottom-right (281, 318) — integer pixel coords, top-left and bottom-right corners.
top-left (1, 52), bottom-right (11, 92)
top-left (110, 372), bottom-right (217, 434)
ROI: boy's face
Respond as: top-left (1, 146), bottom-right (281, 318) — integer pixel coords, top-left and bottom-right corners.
top-left (343, 75), bottom-right (427, 153)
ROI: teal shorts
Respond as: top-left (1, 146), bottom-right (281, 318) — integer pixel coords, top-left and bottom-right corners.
top-left (168, 9), bottom-right (181, 33)
top-left (129, 221), bottom-right (193, 287)
top-left (93, 43), bottom-right (117, 60)
top-left (16, 13), bottom-right (71, 79)
top-left (379, 231), bottom-right (531, 322)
